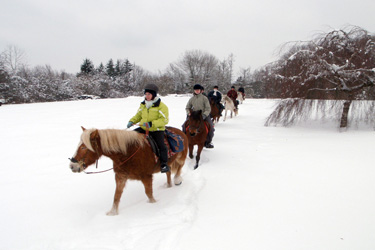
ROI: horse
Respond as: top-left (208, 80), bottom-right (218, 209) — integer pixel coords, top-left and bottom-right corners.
top-left (223, 95), bottom-right (238, 121)
top-left (237, 91), bottom-right (245, 104)
top-left (69, 126), bottom-right (188, 216)
top-left (184, 110), bottom-right (209, 169)
top-left (209, 97), bottom-right (221, 123)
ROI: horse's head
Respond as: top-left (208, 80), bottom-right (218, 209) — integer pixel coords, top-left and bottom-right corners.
top-left (69, 127), bottom-right (102, 173)
top-left (188, 110), bottom-right (203, 137)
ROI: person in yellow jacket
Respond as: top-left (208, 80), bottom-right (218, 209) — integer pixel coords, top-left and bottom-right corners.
top-left (127, 83), bottom-right (170, 173)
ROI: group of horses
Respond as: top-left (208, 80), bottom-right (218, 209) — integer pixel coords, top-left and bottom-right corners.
top-left (69, 91), bottom-right (245, 215)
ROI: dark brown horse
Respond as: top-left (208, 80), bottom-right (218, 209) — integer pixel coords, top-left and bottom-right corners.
top-left (69, 126), bottom-right (188, 215)
top-left (209, 98), bottom-right (220, 123)
top-left (185, 110), bottom-right (209, 169)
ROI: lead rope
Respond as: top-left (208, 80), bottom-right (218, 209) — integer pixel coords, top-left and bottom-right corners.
top-left (84, 145), bottom-right (142, 174)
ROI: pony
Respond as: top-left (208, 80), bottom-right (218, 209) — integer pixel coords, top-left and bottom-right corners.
top-left (223, 95), bottom-right (238, 121)
top-left (237, 91), bottom-right (245, 104)
top-left (184, 110), bottom-right (209, 169)
top-left (69, 126), bottom-right (188, 216)
top-left (209, 97), bottom-right (221, 123)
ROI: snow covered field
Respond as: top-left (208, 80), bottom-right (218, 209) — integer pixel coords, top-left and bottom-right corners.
top-left (1, 96), bottom-right (375, 250)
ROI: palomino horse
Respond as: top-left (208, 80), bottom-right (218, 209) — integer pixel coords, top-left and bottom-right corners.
top-left (209, 98), bottom-right (221, 123)
top-left (223, 95), bottom-right (238, 121)
top-left (69, 126), bottom-right (188, 216)
top-left (237, 91), bottom-right (245, 104)
top-left (184, 110), bottom-right (209, 169)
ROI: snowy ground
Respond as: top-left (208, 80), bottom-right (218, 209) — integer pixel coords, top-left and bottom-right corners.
top-left (1, 96), bottom-right (375, 250)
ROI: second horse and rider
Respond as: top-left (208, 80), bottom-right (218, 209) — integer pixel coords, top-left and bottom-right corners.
top-left (126, 83), bottom-right (241, 171)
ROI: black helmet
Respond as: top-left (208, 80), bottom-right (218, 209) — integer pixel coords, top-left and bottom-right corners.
top-left (193, 84), bottom-right (203, 90)
top-left (214, 85), bottom-right (219, 89)
top-left (144, 83), bottom-right (158, 99)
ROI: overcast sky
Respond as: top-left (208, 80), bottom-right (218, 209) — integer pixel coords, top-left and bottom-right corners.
top-left (1, 0), bottom-right (374, 77)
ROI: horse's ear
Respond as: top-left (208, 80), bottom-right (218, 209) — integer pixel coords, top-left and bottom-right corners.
top-left (198, 110), bottom-right (202, 115)
top-left (81, 126), bottom-right (86, 131)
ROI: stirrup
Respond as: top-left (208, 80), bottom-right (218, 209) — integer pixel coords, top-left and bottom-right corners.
top-left (161, 163), bottom-right (170, 173)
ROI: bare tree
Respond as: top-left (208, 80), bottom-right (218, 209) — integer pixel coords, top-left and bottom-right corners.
top-left (169, 50), bottom-right (219, 88)
top-left (264, 26), bottom-right (375, 129)
top-left (2, 45), bottom-right (27, 75)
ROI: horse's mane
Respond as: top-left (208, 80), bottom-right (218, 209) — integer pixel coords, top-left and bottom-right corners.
top-left (81, 128), bottom-right (145, 155)
top-left (190, 110), bottom-right (202, 120)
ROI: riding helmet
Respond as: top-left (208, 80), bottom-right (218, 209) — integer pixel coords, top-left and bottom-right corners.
top-left (144, 83), bottom-right (159, 99)
top-left (193, 84), bottom-right (203, 90)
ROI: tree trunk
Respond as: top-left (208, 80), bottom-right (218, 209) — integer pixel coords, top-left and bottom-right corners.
top-left (340, 100), bottom-right (352, 128)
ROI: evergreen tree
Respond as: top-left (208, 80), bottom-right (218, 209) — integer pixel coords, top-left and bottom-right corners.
top-left (106, 59), bottom-right (115, 77)
top-left (80, 58), bottom-right (94, 75)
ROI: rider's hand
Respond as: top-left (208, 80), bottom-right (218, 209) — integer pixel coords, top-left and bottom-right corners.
top-left (202, 114), bottom-right (207, 120)
top-left (143, 122), bottom-right (152, 129)
top-left (127, 121), bottom-right (134, 128)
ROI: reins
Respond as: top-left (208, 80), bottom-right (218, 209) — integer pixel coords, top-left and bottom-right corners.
top-left (84, 126), bottom-right (145, 174)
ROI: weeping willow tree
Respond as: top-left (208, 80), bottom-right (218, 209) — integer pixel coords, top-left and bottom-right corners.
top-left (263, 26), bottom-right (375, 130)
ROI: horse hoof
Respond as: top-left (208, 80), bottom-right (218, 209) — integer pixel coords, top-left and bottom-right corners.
top-left (106, 210), bottom-right (118, 216)
top-left (189, 155), bottom-right (193, 159)
top-left (174, 176), bottom-right (183, 185)
top-left (194, 164), bottom-right (199, 170)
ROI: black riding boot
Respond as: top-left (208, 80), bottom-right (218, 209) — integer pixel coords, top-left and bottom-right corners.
top-left (160, 162), bottom-right (170, 173)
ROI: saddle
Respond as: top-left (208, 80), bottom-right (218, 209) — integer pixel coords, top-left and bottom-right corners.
top-left (146, 128), bottom-right (184, 162)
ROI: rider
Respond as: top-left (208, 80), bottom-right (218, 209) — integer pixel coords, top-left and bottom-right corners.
top-left (184, 84), bottom-right (215, 149)
top-left (227, 85), bottom-right (238, 110)
top-left (238, 86), bottom-right (245, 99)
top-left (126, 83), bottom-right (170, 173)
top-left (208, 85), bottom-right (224, 115)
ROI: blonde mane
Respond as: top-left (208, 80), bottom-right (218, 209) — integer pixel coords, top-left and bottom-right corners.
top-left (81, 128), bottom-right (145, 155)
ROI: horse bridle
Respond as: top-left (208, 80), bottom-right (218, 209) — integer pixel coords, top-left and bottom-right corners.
top-left (188, 118), bottom-right (204, 135)
top-left (69, 137), bottom-right (101, 171)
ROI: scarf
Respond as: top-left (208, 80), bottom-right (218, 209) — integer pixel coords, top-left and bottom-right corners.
top-left (145, 96), bottom-right (160, 109)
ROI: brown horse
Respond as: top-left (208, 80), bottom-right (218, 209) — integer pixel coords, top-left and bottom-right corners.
top-left (69, 126), bottom-right (188, 216)
top-left (209, 98), bottom-right (220, 123)
top-left (185, 110), bottom-right (209, 169)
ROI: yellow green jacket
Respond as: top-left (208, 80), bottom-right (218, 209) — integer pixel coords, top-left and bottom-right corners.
top-left (129, 98), bottom-right (169, 131)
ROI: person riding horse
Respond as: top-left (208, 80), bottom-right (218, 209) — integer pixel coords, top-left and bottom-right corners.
top-left (238, 86), bottom-right (245, 99)
top-left (127, 83), bottom-right (170, 173)
top-left (183, 84), bottom-right (215, 149)
top-left (227, 86), bottom-right (239, 110)
top-left (208, 85), bottom-right (224, 115)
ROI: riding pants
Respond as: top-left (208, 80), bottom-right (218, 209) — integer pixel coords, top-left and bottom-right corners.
top-left (134, 127), bottom-right (168, 164)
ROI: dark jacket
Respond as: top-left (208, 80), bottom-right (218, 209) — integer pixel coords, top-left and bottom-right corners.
top-left (208, 90), bottom-right (222, 104)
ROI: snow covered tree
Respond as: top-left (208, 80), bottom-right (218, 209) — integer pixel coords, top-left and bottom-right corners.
top-left (170, 50), bottom-right (219, 88)
top-left (265, 26), bottom-right (375, 129)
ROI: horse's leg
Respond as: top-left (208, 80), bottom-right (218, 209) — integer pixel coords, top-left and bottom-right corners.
top-left (170, 161), bottom-right (183, 185)
top-left (166, 170), bottom-right (172, 188)
top-left (188, 143), bottom-right (194, 159)
top-left (141, 175), bottom-right (156, 203)
top-left (107, 173), bottom-right (127, 216)
top-left (194, 144), bottom-right (204, 169)
top-left (224, 109), bottom-right (227, 121)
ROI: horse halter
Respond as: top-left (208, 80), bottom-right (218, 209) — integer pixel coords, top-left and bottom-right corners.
top-left (188, 117), bottom-right (204, 135)
top-left (69, 138), bottom-right (101, 171)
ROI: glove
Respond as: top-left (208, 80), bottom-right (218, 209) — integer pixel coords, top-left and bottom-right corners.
top-left (127, 121), bottom-right (133, 128)
top-left (202, 114), bottom-right (207, 120)
top-left (143, 122), bottom-right (152, 129)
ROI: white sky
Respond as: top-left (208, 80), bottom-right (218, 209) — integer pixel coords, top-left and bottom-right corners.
top-left (1, 0), bottom-right (374, 77)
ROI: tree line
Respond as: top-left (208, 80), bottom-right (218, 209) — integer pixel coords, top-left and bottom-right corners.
top-left (1, 25), bottom-right (375, 129)
top-left (0, 48), bottom-right (251, 104)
